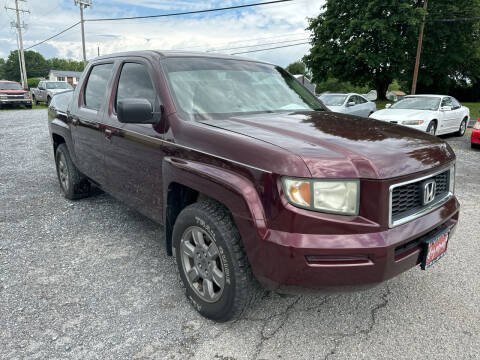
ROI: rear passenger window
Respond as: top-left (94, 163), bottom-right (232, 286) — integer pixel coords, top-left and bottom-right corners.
top-left (116, 63), bottom-right (156, 110)
top-left (84, 63), bottom-right (114, 111)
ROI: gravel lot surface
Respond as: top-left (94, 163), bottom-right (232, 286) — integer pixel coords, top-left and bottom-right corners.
top-left (1, 109), bottom-right (479, 360)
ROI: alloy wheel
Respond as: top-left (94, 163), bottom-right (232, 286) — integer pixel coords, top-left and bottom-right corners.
top-left (180, 226), bottom-right (225, 303)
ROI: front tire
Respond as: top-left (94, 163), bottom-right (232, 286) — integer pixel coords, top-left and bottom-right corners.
top-left (455, 118), bottom-right (467, 137)
top-left (32, 95), bottom-right (38, 105)
top-left (55, 143), bottom-right (90, 200)
top-left (47, 96), bottom-right (52, 106)
top-left (426, 121), bottom-right (437, 136)
top-left (173, 200), bottom-right (254, 322)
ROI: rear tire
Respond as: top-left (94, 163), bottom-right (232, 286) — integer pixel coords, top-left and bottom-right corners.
top-left (55, 143), bottom-right (90, 200)
top-left (47, 96), bottom-right (51, 106)
top-left (455, 118), bottom-right (467, 137)
top-left (472, 143), bottom-right (480, 150)
top-left (426, 121), bottom-right (437, 136)
top-left (173, 200), bottom-right (254, 322)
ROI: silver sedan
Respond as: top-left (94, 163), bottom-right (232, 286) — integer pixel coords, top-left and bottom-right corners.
top-left (319, 93), bottom-right (377, 118)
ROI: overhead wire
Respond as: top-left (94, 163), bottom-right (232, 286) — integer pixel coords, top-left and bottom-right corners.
top-left (230, 41), bottom-right (310, 55)
top-left (23, 0), bottom-right (296, 50)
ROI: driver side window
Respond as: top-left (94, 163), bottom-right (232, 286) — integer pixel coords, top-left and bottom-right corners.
top-left (115, 62), bottom-right (156, 111)
top-left (451, 98), bottom-right (461, 110)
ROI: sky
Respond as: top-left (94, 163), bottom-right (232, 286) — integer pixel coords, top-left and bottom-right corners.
top-left (0, 0), bottom-right (325, 67)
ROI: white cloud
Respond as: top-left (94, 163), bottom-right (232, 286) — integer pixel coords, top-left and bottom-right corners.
top-left (0, 0), bottom-right (325, 66)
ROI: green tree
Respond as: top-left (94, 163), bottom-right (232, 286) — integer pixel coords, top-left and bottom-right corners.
top-left (0, 58), bottom-right (5, 79)
top-left (304, 0), bottom-right (480, 99)
top-left (286, 61), bottom-right (307, 75)
top-left (315, 77), bottom-right (370, 94)
top-left (3, 50), bottom-right (49, 82)
top-left (47, 58), bottom-right (84, 72)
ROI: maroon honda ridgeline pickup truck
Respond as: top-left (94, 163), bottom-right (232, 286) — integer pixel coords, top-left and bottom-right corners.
top-left (48, 51), bottom-right (459, 321)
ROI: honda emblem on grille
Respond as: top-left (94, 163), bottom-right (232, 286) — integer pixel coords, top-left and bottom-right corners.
top-left (423, 180), bottom-right (436, 205)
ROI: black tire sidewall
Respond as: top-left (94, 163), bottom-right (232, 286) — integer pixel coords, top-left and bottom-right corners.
top-left (173, 206), bottom-right (238, 321)
top-left (427, 121), bottom-right (436, 135)
top-left (55, 145), bottom-right (72, 197)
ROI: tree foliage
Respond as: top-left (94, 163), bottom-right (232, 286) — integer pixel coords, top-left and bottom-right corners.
top-left (286, 61), bottom-right (307, 75)
top-left (304, 0), bottom-right (480, 100)
top-left (2, 51), bottom-right (84, 82)
top-left (3, 50), bottom-right (49, 82)
top-left (47, 58), bottom-right (84, 72)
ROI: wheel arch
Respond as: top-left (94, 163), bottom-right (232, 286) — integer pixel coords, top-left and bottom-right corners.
top-left (162, 158), bottom-right (267, 257)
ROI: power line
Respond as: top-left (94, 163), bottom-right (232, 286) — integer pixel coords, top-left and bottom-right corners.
top-left (182, 32), bottom-right (308, 50)
top-left (25, 22), bottom-right (80, 50)
top-left (230, 41), bottom-right (309, 55)
top-left (85, 0), bottom-right (294, 22)
top-left (207, 37), bottom-right (309, 52)
top-left (23, 0), bottom-right (296, 51)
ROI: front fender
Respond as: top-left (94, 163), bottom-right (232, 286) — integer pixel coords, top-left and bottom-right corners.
top-left (162, 156), bottom-right (268, 261)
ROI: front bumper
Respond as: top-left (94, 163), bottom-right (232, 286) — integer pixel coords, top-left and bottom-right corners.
top-left (0, 99), bottom-right (32, 105)
top-left (242, 195), bottom-right (459, 291)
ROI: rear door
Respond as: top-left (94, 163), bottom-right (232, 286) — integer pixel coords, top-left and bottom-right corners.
top-left (69, 62), bottom-right (114, 187)
top-left (102, 59), bottom-right (165, 222)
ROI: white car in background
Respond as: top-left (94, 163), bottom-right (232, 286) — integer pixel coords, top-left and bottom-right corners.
top-left (370, 95), bottom-right (470, 136)
top-left (319, 93), bottom-right (377, 118)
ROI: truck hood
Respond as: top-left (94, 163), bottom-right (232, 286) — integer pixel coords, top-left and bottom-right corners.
top-left (200, 111), bottom-right (455, 179)
top-left (370, 108), bottom-right (436, 121)
top-left (48, 88), bottom-right (71, 94)
top-left (0, 89), bottom-right (26, 94)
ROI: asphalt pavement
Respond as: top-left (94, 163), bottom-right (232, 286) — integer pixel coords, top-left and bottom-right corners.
top-left (1, 109), bottom-right (479, 360)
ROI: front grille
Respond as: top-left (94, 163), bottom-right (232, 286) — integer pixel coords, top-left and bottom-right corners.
top-left (391, 169), bottom-right (450, 224)
top-left (5, 93), bottom-right (25, 99)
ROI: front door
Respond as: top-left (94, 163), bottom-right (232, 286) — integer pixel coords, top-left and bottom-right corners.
top-left (440, 97), bottom-right (457, 133)
top-left (69, 62), bottom-right (114, 187)
top-left (102, 60), bottom-right (165, 223)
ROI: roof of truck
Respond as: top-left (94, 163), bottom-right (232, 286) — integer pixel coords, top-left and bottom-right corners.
top-left (91, 50), bottom-right (273, 65)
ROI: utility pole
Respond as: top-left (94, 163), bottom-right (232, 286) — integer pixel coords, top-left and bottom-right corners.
top-left (411, 0), bottom-right (428, 95)
top-left (74, 0), bottom-right (93, 66)
top-left (6, 0), bottom-right (29, 88)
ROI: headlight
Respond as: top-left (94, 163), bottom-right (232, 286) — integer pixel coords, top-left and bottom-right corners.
top-left (24, 92), bottom-right (30, 99)
top-left (402, 120), bottom-right (424, 125)
top-left (449, 165), bottom-right (455, 194)
top-left (474, 121), bottom-right (480, 130)
top-left (282, 178), bottom-right (359, 215)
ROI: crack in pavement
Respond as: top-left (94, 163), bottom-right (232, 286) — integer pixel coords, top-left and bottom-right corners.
top-left (251, 295), bottom-right (303, 360)
top-left (324, 285), bottom-right (391, 360)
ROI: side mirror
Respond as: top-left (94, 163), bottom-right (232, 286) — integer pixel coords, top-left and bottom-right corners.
top-left (347, 101), bottom-right (356, 107)
top-left (117, 98), bottom-right (155, 124)
top-left (385, 103), bottom-right (392, 109)
top-left (440, 106), bottom-right (452, 111)
top-left (38, 86), bottom-right (45, 90)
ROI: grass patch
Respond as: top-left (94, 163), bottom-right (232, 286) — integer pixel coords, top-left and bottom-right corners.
top-left (0, 104), bottom-right (48, 111)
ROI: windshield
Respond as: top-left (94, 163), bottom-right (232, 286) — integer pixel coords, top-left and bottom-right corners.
top-left (163, 57), bottom-right (324, 120)
top-left (0, 82), bottom-right (23, 90)
top-left (390, 97), bottom-right (440, 111)
top-left (319, 94), bottom-right (347, 106)
top-left (46, 82), bottom-right (73, 90)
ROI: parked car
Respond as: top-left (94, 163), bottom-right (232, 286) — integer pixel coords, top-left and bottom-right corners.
top-left (370, 95), bottom-right (470, 136)
top-left (319, 93), bottom-right (377, 117)
top-left (471, 118), bottom-right (480, 149)
top-left (48, 51), bottom-right (459, 322)
top-left (0, 80), bottom-right (32, 109)
top-left (32, 80), bottom-right (73, 106)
